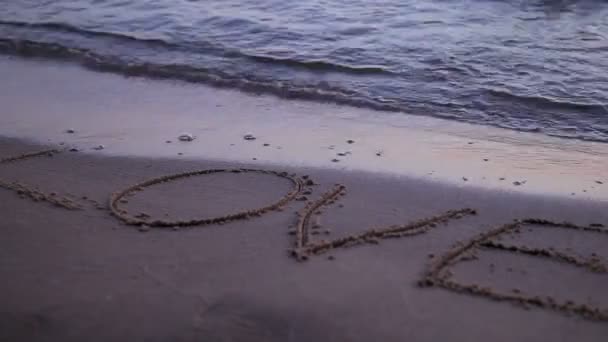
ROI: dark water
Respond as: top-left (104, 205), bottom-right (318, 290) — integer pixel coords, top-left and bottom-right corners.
top-left (1, 0), bottom-right (607, 142)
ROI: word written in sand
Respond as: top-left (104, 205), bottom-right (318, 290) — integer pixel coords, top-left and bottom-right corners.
top-left (2, 148), bottom-right (607, 322)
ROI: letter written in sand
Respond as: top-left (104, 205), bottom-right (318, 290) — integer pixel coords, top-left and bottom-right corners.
top-left (288, 184), bottom-right (477, 261)
top-left (419, 219), bottom-right (608, 321)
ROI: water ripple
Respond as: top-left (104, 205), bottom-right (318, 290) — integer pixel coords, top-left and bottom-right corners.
top-left (0, 0), bottom-right (607, 142)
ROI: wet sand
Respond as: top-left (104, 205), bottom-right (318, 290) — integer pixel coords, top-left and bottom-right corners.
top-left (1, 56), bottom-right (607, 200)
top-left (1, 137), bottom-right (607, 342)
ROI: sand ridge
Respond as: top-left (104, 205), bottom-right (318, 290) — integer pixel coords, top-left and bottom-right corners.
top-left (0, 148), bottom-right (82, 210)
top-left (290, 183), bottom-right (477, 261)
top-left (109, 168), bottom-right (304, 228)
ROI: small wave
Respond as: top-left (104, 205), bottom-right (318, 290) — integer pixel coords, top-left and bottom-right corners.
top-left (0, 19), bottom-right (228, 57)
top-left (486, 88), bottom-right (608, 114)
top-left (245, 54), bottom-right (392, 75)
top-left (0, 38), bottom-right (402, 113)
top-left (0, 20), bottom-right (177, 48)
top-left (0, 19), bottom-right (392, 77)
top-left (336, 26), bottom-right (377, 36)
top-left (1, 37), bottom-right (606, 143)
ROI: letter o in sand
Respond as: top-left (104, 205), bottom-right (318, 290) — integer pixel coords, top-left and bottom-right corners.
top-left (109, 169), bottom-right (303, 228)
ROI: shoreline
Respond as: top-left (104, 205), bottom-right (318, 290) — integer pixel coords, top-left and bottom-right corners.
top-left (1, 56), bottom-right (607, 200)
top-left (1, 136), bottom-right (607, 341)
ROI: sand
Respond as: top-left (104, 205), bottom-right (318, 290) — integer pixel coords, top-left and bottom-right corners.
top-left (1, 136), bottom-right (607, 342)
top-left (2, 56), bottom-right (608, 200)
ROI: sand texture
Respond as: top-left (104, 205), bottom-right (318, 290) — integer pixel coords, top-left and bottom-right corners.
top-left (1, 137), bottom-right (607, 342)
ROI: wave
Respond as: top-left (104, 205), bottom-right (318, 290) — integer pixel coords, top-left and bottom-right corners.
top-left (0, 20), bottom-right (606, 143)
top-left (0, 20), bottom-right (392, 76)
top-left (246, 54), bottom-right (392, 75)
top-left (0, 20), bottom-right (182, 49)
top-left (486, 88), bottom-right (608, 114)
top-left (0, 37), bottom-right (401, 113)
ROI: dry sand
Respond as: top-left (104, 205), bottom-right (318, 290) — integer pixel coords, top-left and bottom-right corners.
top-left (1, 136), bottom-right (607, 342)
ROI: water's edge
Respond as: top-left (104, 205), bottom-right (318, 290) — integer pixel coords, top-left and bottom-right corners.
top-left (2, 56), bottom-right (607, 200)
top-left (1, 0), bottom-right (607, 142)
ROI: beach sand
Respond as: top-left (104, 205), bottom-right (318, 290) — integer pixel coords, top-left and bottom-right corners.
top-left (2, 56), bottom-right (608, 341)
top-left (1, 56), bottom-right (607, 200)
top-left (1, 136), bottom-right (607, 342)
